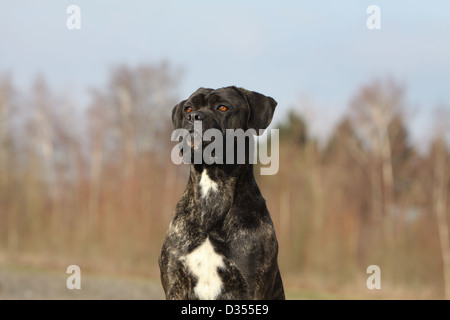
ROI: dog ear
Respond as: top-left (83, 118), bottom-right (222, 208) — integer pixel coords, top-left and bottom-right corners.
top-left (238, 88), bottom-right (277, 135)
top-left (171, 99), bottom-right (187, 129)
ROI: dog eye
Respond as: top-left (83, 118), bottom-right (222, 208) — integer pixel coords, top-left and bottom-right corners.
top-left (185, 106), bottom-right (192, 113)
top-left (218, 105), bottom-right (228, 112)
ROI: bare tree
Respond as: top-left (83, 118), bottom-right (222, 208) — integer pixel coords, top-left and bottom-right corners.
top-left (90, 62), bottom-right (181, 178)
top-left (28, 76), bottom-right (55, 188)
top-left (0, 74), bottom-right (17, 251)
top-left (84, 61), bottom-right (182, 233)
top-left (431, 108), bottom-right (450, 299)
top-left (349, 77), bottom-right (406, 243)
top-left (86, 92), bottom-right (107, 225)
top-left (0, 75), bottom-right (14, 188)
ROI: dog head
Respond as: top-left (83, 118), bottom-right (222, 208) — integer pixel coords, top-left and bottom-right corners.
top-left (172, 86), bottom-right (277, 134)
top-left (171, 86), bottom-right (277, 163)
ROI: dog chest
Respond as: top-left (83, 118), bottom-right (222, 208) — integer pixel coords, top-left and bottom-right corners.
top-left (181, 237), bottom-right (225, 300)
top-left (199, 170), bottom-right (218, 198)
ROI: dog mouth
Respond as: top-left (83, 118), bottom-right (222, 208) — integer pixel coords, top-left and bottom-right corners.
top-left (187, 131), bottom-right (203, 150)
top-left (177, 122), bottom-right (227, 164)
top-left (181, 129), bottom-right (223, 163)
top-left (185, 124), bottom-right (223, 151)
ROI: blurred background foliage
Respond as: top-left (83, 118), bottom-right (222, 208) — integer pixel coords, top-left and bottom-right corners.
top-left (0, 64), bottom-right (449, 299)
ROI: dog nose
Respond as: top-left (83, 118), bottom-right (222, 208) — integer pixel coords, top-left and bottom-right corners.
top-left (187, 111), bottom-right (205, 122)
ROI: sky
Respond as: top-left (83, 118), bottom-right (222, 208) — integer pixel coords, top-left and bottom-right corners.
top-left (1, 0), bottom-right (450, 146)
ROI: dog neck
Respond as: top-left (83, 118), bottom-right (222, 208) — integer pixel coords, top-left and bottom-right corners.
top-left (186, 163), bottom-right (259, 230)
top-left (190, 162), bottom-right (256, 193)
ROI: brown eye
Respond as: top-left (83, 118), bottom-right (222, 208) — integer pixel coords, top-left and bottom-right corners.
top-left (185, 106), bottom-right (192, 113)
top-left (218, 105), bottom-right (228, 112)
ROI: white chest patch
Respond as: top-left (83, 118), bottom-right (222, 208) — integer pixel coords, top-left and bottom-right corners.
top-left (183, 237), bottom-right (225, 300)
top-left (199, 170), bottom-right (218, 198)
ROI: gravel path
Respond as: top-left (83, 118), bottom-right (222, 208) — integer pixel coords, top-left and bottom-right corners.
top-left (0, 266), bottom-right (165, 300)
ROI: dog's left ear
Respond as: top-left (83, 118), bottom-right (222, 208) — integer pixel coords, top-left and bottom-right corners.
top-left (238, 88), bottom-right (277, 135)
top-left (171, 99), bottom-right (187, 129)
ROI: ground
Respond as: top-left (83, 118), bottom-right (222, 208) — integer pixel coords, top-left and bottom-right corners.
top-left (0, 265), bottom-right (165, 300)
top-left (0, 264), bottom-right (416, 300)
top-left (0, 265), bottom-right (336, 300)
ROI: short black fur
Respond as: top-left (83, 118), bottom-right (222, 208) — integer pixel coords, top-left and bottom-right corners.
top-left (159, 86), bottom-right (284, 300)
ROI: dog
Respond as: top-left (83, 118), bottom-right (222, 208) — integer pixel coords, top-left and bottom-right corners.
top-left (159, 86), bottom-right (285, 300)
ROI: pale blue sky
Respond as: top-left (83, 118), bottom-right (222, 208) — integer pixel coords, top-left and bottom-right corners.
top-left (1, 1), bottom-right (449, 144)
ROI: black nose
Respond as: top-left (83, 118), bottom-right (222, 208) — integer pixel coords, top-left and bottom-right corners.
top-left (187, 111), bottom-right (205, 122)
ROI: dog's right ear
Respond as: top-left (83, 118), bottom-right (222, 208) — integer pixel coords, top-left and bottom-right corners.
top-left (171, 99), bottom-right (187, 129)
